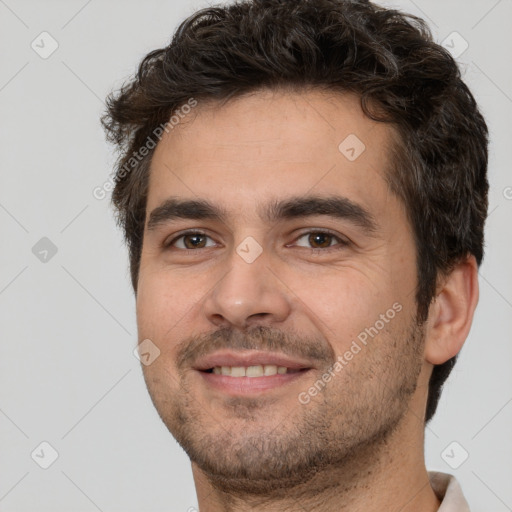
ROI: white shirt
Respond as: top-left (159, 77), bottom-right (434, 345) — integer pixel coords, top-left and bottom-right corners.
top-left (429, 471), bottom-right (471, 511)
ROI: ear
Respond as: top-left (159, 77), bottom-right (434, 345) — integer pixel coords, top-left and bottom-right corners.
top-left (424, 255), bottom-right (479, 365)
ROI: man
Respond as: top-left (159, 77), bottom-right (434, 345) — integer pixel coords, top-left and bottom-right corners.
top-left (102, 0), bottom-right (488, 510)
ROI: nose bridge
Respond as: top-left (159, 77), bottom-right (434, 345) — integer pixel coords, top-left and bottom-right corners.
top-left (203, 238), bottom-right (291, 328)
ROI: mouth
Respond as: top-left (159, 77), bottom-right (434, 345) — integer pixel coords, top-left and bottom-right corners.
top-left (205, 365), bottom-right (304, 376)
top-left (193, 350), bottom-right (314, 395)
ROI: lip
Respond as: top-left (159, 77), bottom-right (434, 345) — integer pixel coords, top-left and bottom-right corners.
top-left (192, 349), bottom-right (315, 372)
top-left (198, 368), bottom-right (313, 395)
top-left (192, 350), bottom-right (315, 396)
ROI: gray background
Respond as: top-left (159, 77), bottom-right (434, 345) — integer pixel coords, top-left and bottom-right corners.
top-left (0, 0), bottom-right (511, 510)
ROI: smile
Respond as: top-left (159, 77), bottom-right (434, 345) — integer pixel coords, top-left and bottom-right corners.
top-left (208, 365), bottom-right (303, 377)
top-left (193, 350), bottom-right (315, 395)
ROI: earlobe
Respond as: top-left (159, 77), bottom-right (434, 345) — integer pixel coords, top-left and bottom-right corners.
top-left (424, 255), bottom-right (479, 365)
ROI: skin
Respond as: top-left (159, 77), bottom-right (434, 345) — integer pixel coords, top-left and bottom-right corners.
top-left (136, 88), bottom-right (479, 512)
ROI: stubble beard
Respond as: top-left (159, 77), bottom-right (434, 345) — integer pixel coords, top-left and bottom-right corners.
top-left (143, 320), bottom-right (425, 497)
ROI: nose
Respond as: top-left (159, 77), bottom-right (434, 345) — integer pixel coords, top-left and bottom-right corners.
top-left (202, 245), bottom-right (292, 330)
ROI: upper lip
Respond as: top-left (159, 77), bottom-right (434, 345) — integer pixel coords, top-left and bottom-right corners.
top-left (193, 350), bottom-right (314, 371)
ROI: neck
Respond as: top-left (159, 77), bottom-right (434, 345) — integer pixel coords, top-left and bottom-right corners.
top-left (191, 409), bottom-right (441, 512)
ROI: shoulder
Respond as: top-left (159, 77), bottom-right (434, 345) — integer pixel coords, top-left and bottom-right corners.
top-left (428, 471), bottom-right (471, 512)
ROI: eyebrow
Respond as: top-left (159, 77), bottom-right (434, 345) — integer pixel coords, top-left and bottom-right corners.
top-left (146, 195), bottom-right (379, 235)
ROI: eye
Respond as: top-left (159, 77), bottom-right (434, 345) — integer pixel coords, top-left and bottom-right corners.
top-left (293, 231), bottom-right (349, 250)
top-left (164, 231), bottom-right (216, 250)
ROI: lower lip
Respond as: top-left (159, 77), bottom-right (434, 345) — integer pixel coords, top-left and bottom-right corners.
top-left (197, 369), bottom-right (312, 395)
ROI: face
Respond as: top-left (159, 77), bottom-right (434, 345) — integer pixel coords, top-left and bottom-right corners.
top-left (136, 88), bottom-right (425, 493)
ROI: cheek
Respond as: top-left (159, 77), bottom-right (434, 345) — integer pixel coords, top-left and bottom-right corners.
top-left (284, 266), bottom-right (394, 345)
top-left (136, 270), bottom-right (196, 340)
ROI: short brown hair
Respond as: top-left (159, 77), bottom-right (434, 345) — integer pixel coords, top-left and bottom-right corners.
top-left (101, 0), bottom-right (489, 423)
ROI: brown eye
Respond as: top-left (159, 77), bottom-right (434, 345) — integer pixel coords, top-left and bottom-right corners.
top-left (294, 231), bottom-right (346, 250)
top-left (183, 234), bottom-right (207, 249)
top-left (294, 230), bottom-right (350, 252)
top-left (166, 232), bottom-right (215, 250)
top-left (308, 232), bottom-right (334, 248)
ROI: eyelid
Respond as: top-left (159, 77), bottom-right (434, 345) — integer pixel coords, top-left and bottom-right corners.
top-left (289, 229), bottom-right (351, 249)
top-left (163, 229), bottom-right (218, 249)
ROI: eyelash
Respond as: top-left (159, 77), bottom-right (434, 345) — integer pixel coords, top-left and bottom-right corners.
top-left (163, 229), bottom-right (350, 252)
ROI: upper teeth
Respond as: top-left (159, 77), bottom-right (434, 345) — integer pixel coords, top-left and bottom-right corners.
top-left (212, 365), bottom-right (290, 377)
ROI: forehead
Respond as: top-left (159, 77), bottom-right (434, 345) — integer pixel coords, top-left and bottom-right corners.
top-left (147, 88), bottom-right (395, 217)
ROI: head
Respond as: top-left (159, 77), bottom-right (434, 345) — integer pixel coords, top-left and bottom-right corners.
top-left (102, 0), bottom-right (488, 493)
